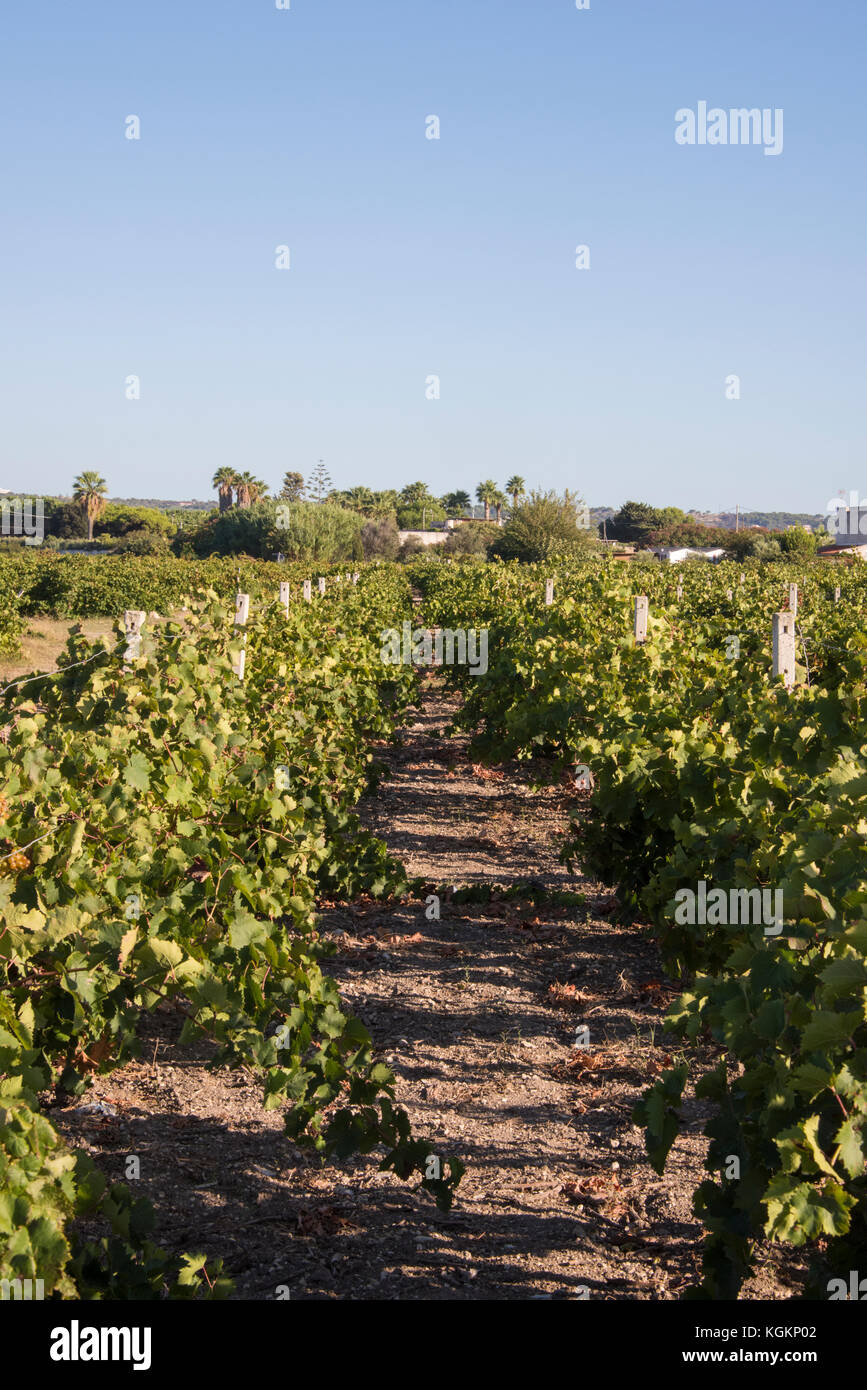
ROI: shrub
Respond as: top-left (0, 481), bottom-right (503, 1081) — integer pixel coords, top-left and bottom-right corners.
top-left (273, 501), bottom-right (364, 563)
top-left (780, 526), bottom-right (822, 560)
top-left (488, 490), bottom-right (598, 564)
top-left (186, 501), bottom-right (365, 563)
top-left (361, 517), bottom-right (400, 561)
top-left (396, 505), bottom-right (446, 530)
top-left (187, 503), bottom-right (281, 559)
top-left (398, 535), bottom-right (427, 562)
top-left (443, 523), bottom-right (497, 556)
top-left (95, 506), bottom-right (176, 539)
top-left (115, 528), bottom-right (172, 555)
top-left (44, 500), bottom-right (88, 540)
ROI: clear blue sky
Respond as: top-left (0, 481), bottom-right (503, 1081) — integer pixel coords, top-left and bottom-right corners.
top-left (1, 0), bottom-right (863, 512)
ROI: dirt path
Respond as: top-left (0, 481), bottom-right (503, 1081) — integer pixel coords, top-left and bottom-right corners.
top-left (0, 617), bottom-right (116, 684)
top-left (52, 678), bottom-right (803, 1300)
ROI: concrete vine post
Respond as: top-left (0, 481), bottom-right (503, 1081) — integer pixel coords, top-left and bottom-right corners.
top-left (634, 595), bottom-right (649, 645)
top-left (123, 610), bottom-right (146, 663)
top-left (233, 592), bottom-right (250, 679)
top-left (772, 611), bottom-right (796, 689)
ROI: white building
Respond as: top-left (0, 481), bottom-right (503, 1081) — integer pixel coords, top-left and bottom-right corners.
top-left (658, 546), bottom-right (726, 564)
top-left (828, 503), bottom-right (867, 546)
top-left (398, 529), bottom-right (448, 547)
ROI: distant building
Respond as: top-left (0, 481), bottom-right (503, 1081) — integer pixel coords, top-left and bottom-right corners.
top-left (446, 514), bottom-right (503, 528)
top-left (398, 529), bottom-right (448, 547)
top-left (828, 504), bottom-right (867, 546)
top-left (658, 547), bottom-right (726, 564)
top-left (818, 542), bottom-right (867, 561)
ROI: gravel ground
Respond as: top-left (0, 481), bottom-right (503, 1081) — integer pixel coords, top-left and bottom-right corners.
top-left (51, 678), bottom-right (806, 1300)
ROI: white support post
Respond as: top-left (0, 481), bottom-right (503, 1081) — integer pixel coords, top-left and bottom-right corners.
top-left (545, 578), bottom-right (554, 606)
top-left (740, 572), bottom-right (745, 585)
top-left (634, 595), bottom-right (649, 645)
top-left (279, 581), bottom-right (290, 616)
top-left (123, 610), bottom-right (146, 662)
top-left (318, 577), bottom-right (326, 596)
top-left (726, 588), bottom-right (733, 601)
top-left (303, 580), bottom-right (311, 602)
top-left (233, 592), bottom-right (249, 679)
top-left (834, 586), bottom-right (841, 604)
top-left (676, 581), bottom-right (683, 601)
top-left (772, 611), bottom-right (796, 689)
top-left (788, 583), bottom-right (798, 618)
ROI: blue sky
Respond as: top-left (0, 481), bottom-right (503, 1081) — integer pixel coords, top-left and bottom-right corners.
top-left (1, 0), bottom-right (863, 512)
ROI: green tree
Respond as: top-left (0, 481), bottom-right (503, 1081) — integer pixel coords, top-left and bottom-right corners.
top-left (280, 471), bottom-right (305, 502)
top-left (441, 490), bottom-right (471, 516)
top-left (648, 520), bottom-right (730, 549)
top-left (72, 472), bottom-right (108, 542)
top-left (489, 489), bottom-right (597, 563)
top-left (95, 505), bottom-right (175, 538)
top-left (42, 499), bottom-right (88, 540)
top-left (190, 499), bottom-right (362, 561)
top-left (397, 500), bottom-right (445, 529)
top-left (780, 526), bottom-right (821, 560)
top-left (115, 528), bottom-right (172, 555)
top-left (608, 500), bottom-right (664, 545)
top-left (307, 460), bottom-right (332, 503)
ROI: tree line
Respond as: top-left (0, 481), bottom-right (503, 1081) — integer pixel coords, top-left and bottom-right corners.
top-left (211, 464), bottom-right (530, 529)
top-left (3, 473), bottom-right (826, 566)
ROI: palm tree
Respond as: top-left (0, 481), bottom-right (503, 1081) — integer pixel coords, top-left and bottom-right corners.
top-left (442, 490), bottom-right (471, 516)
top-left (234, 472), bottom-right (253, 508)
top-left (476, 479), bottom-right (499, 522)
top-left (233, 472), bottom-right (268, 508)
top-left (212, 467), bottom-right (237, 513)
top-left (493, 489), bottom-right (506, 525)
top-left (72, 472), bottom-right (108, 541)
top-left (343, 485), bottom-right (375, 514)
top-left (370, 489), bottom-right (399, 519)
top-left (505, 475), bottom-right (526, 510)
top-left (400, 481), bottom-right (433, 509)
